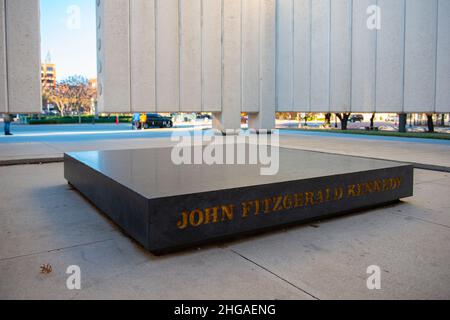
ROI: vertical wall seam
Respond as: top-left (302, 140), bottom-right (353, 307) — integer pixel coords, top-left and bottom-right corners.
top-left (152, 0), bottom-right (156, 110)
top-left (349, 0), bottom-right (353, 112)
top-left (291, 0), bottom-right (294, 110)
top-left (275, 0), bottom-right (278, 111)
top-left (328, 0), bottom-right (331, 112)
top-left (3, 0), bottom-right (9, 113)
top-left (258, 0), bottom-right (261, 113)
top-left (200, 0), bottom-right (204, 112)
top-left (309, 0), bottom-right (312, 112)
top-left (433, 0), bottom-right (439, 113)
top-left (374, 0), bottom-right (378, 112)
top-left (240, 0), bottom-right (243, 112)
top-left (155, 0), bottom-right (158, 112)
top-left (401, 0), bottom-right (407, 113)
top-left (178, 0), bottom-right (181, 111)
top-left (128, 0), bottom-right (132, 112)
top-left (37, 1), bottom-right (42, 110)
top-left (221, 0), bottom-right (224, 112)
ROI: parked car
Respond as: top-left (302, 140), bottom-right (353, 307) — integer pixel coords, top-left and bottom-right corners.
top-left (385, 116), bottom-right (398, 122)
top-left (196, 113), bottom-right (212, 120)
top-left (349, 114), bottom-right (364, 122)
top-left (134, 113), bottom-right (173, 129)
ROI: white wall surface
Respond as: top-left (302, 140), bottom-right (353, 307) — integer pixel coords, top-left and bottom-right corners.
top-left (310, 0), bottom-right (330, 111)
top-left (330, 0), bottom-right (352, 113)
top-left (351, 0), bottom-right (377, 112)
top-left (436, 0), bottom-right (450, 113)
top-left (0, 0), bottom-right (448, 118)
top-left (404, 0), bottom-right (438, 112)
top-left (92, 0), bottom-right (450, 116)
top-left (96, 0), bottom-right (131, 113)
top-left (293, 0), bottom-right (311, 112)
top-left (276, 0), bottom-right (294, 111)
top-left (2, 0), bottom-right (41, 114)
top-left (202, 0), bottom-right (222, 112)
top-left (376, 0), bottom-right (405, 113)
top-left (130, 0), bottom-right (156, 112)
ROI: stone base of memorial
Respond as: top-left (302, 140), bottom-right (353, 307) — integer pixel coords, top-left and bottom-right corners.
top-left (64, 147), bottom-right (413, 255)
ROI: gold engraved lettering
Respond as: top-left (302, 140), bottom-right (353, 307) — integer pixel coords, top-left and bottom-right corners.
top-left (189, 209), bottom-right (204, 227)
top-left (221, 205), bottom-right (235, 222)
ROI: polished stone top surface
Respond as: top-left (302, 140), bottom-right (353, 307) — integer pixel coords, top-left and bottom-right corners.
top-left (66, 146), bottom-right (408, 199)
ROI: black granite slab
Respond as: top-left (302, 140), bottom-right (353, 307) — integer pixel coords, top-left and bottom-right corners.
top-left (64, 146), bottom-right (414, 254)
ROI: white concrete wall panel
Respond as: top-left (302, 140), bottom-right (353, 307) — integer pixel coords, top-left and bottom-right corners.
top-left (404, 0), bottom-right (438, 112)
top-left (5, 0), bottom-right (41, 113)
top-left (310, 0), bottom-right (330, 112)
top-left (435, 0), bottom-right (450, 113)
top-left (155, 0), bottom-right (180, 112)
top-left (202, 0), bottom-right (222, 112)
top-left (180, 0), bottom-right (202, 112)
top-left (96, 0), bottom-right (448, 116)
top-left (351, 0), bottom-right (377, 112)
top-left (376, 0), bottom-right (405, 112)
top-left (242, 0), bottom-right (261, 112)
top-left (330, 0), bottom-right (352, 112)
top-left (276, 0), bottom-right (294, 111)
top-left (130, 0), bottom-right (156, 112)
top-left (0, 0), bottom-right (7, 113)
top-left (97, 0), bottom-right (130, 113)
top-left (292, 0), bottom-right (311, 111)
top-left (95, 0), bottom-right (104, 113)
top-left (220, 0), bottom-right (242, 129)
top-left (250, 0), bottom-right (276, 129)
top-left (259, 0), bottom-right (276, 128)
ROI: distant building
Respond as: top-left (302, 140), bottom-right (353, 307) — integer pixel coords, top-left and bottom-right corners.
top-left (41, 52), bottom-right (56, 88)
top-left (88, 78), bottom-right (97, 89)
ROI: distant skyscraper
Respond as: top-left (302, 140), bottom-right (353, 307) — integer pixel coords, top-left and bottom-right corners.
top-left (41, 52), bottom-right (56, 88)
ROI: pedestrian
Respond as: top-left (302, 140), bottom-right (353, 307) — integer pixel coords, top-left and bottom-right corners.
top-left (132, 113), bottom-right (140, 130)
top-left (140, 113), bottom-right (147, 130)
top-left (3, 113), bottom-right (12, 136)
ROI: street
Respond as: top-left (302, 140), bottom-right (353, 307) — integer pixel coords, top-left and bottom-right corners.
top-left (1, 122), bottom-right (450, 146)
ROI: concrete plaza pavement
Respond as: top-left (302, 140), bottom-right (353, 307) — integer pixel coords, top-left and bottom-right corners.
top-left (1, 125), bottom-right (450, 170)
top-left (1, 127), bottom-right (450, 299)
top-left (0, 163), bottom-right (449, 299)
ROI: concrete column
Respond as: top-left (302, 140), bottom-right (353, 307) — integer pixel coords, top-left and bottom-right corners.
top-left (247, 0), bottom-right (276, 132)
top-left (0, 0), bottom-right (7, 113)
top-left (248, 112), bottom-right (275, 133)
top-left (4, 0), bottom-right (41, 114)
top-left (212, 112), bottom-right (241, 134)
top-left (96, 0), bottom-right (131, 113)
top-left (399, 113), bottom-right (407, 133)
top-left (212, 0), bottom-right (242, 133)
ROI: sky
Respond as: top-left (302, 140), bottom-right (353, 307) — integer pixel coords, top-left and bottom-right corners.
top-left (40, 0), bottom-right (97, 81)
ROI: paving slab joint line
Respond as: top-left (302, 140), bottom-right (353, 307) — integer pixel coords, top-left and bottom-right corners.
top-left (0, 157), bottom-right (64, 166)
top-left (229, 249), bottom-right (320, 300)
top-left (0, 238), bottom-right (114, 262)
top-left (391, 212), bottom-right (450, 229)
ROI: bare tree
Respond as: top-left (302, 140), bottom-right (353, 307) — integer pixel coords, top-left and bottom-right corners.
top-left (336, 113), bottom-right (351, 130)
top-left (42, 75), bottom-right (96, 118)
top-left (426, 113), bottom-right (435, 133)
top-left (324, 113), bottom-right (332, 128)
